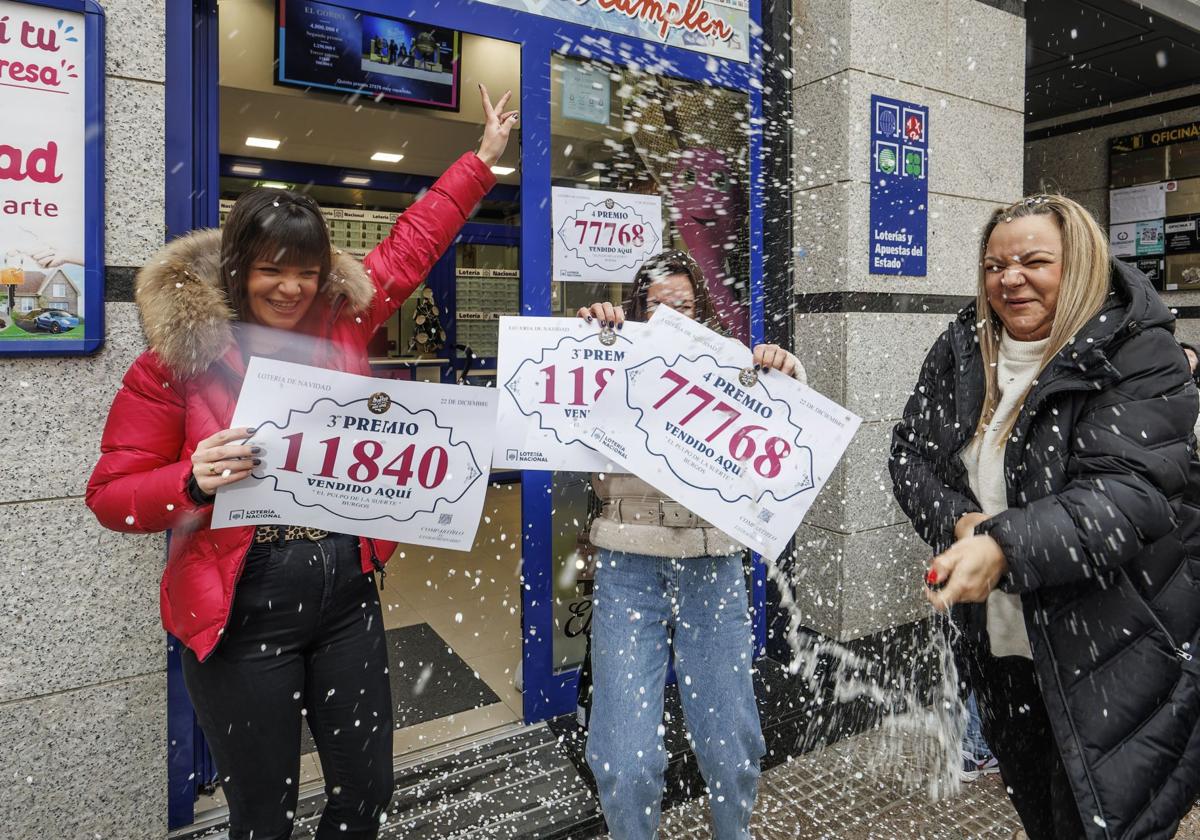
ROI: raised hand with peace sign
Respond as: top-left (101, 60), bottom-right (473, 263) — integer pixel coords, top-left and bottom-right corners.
top-left (476, 84), bottom-right (519, 168)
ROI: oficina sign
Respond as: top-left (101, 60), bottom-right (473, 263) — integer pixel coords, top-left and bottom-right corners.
top-left (474, 0), bottom-right (749, 63)
top-left (0, 0), bottom-right (104, 355)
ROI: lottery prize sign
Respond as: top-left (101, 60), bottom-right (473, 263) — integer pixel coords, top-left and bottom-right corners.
top-left (552, 186), bottom-right (662, 284)
top-left (211, 358), bottom-right (497, 551)
top-left (495, 316), bottom-right (647, 472)
top-left (586, 306), bottom-right (862, 561)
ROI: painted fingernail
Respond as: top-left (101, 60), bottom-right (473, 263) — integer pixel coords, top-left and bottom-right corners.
top-left (586, 316), bottom-right (593, 323)
top-left (251, 446), bottom-right (263, 454)
top-left (246, 427), bottom-right (257, 435)
top-left (617, 322), bottom-right (623, 330)
top-left (925, 568), bottom-right (939, 585)
top-left (252, 458), bottom-right (262, 466)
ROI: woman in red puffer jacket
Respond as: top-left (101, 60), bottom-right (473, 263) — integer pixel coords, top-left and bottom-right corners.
top-left (87, 87), bottom-right (516, 840)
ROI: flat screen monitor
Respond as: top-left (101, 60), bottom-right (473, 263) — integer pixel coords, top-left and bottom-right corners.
top-left (276, 0), bottom-right (462, 111)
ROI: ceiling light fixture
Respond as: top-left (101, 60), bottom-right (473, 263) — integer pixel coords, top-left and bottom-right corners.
top-left (342, 175), bottom-right (372, 186)
top-left (257, 181), bottom-right (291, 190)
top-left (230, 164), bottom-right (263, 177)
top-left (245, 136), bottom-right (281, 150)
top-left (490, 165), bottom-right (516, 176)
top-left (371, 152), bottom-right (405, 163)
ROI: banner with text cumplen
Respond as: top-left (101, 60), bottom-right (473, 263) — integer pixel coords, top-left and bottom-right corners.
top-left (473, 0), bottom-right (750, 63)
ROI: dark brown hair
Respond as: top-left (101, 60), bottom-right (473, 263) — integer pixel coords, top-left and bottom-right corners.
top-left (624, 249), bottom-right (715, 327)
top-left (220, 188), bottom-right (332, 323)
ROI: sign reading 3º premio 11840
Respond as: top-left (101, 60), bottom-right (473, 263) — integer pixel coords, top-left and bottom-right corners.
top-left (211, 358), bottom-right (498, 551)
top-left (585, 306), bottom-right (861, 561)
top-left (495, 316), bottom-right (645, 472)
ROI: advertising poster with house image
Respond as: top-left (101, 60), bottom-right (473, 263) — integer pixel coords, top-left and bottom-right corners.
top-left (1, 0), bottom-right (88, 342)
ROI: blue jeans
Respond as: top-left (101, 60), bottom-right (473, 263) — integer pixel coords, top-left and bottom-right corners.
top-left (963, 691), bottom-right (994, 759)
top-left (586, 549), bottom-right (765, 840)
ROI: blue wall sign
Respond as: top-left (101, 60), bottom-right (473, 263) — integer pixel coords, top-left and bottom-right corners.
top-left (869, 94), bottom-right (927, 276)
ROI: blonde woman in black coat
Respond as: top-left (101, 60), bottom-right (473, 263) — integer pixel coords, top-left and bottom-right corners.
top-left (891, 194), bottom-right (1200, 839)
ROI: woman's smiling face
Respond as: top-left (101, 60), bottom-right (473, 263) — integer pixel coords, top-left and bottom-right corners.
top-left (983, 214), bottom-right (1064, 342)
top-left (245, 260), bottom-right (321, 330)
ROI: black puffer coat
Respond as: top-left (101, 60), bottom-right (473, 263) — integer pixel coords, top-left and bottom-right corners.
top-left (890, 260), bottom-right (1200, 839)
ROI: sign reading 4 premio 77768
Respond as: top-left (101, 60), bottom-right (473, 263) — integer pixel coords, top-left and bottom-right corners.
top-left (553, 186), bottom-right (662, 284)
top-left (211, 358), bottom-right (497, 551)
top-left (586, 306), bottom-right (861, 561)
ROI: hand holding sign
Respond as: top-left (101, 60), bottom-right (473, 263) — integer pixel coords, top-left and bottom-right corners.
top-left (212, 358), bottom-right (497, 551)
top-left (495, 316), bottom-right (642, 471)
top-left (586, 306), bottom-right (860, 560)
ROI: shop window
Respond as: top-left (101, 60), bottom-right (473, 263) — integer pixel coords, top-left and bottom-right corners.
top-left (1110, 146), bottom-right (1167, 188)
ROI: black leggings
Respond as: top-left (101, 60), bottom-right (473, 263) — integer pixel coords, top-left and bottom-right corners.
top-left (967, 642), bottom-right (1087, 840)
top-left (182, 534), bottom-right (393, 840)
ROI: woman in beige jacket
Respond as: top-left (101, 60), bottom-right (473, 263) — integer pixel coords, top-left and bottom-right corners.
top-left (577, 250), bottom-right (804, 840)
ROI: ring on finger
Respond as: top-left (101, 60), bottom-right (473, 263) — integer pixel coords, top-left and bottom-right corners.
top-left (208, 463), bottom-right (218, 476)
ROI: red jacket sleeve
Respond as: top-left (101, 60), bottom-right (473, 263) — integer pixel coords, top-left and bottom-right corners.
top-left (360, 151), bottom-right (497, 335)
top-left (86, 351), bottom-right (207, 533)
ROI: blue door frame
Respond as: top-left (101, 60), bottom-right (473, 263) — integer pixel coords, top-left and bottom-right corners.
top-left (164, 0), bottom-right (766, 827)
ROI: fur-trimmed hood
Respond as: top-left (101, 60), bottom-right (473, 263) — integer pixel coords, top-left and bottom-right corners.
top-left (134, 228), bottom-right (375, 378)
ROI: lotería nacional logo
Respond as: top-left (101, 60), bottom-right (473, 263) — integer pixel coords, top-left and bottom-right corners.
top-left (367, 392), bottom-right (391, 414)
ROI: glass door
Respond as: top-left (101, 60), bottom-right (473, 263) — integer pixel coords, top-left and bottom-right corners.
top-left (519, 23), bottom-right (766, 723)
top-left (536, 51), bottom-right (756, 692)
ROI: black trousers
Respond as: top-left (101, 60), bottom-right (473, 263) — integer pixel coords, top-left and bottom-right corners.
top-left (182, 534), bottom-right (394, 840)
top-left (966, 641), bottom-right (1087, 840)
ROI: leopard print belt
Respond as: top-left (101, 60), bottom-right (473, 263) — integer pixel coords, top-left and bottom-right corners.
top-left (253, 525), bottom-right (331, 544)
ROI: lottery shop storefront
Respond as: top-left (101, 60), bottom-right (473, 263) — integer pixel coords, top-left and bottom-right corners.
top-left (168, 0), bottom-right (790, 829)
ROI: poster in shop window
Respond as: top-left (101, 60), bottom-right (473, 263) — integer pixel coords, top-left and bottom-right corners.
top-left (553, 187), bottom-right (663, 284)
top-left (1136, 219), bottom-right (1165, 255)
top-left (211, 358), bottom-right (498, 551)
top-left (495, 316), bottom-right (649, 472)
top-left (0, 0), bottom-right (104, 355)
top-left (584, 306), bottom-right (862, 561)
top-left (1110, 223), bottom-right (1137, 258)
top-left (1109, 183), bottom-right (1167, 225)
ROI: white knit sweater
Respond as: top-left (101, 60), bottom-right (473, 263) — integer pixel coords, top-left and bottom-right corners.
top-left (959, 332), bottom-right (1049, 659)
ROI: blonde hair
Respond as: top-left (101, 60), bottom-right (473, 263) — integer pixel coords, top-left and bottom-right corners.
top-left (974, 194), bottom-right (1111, 441)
